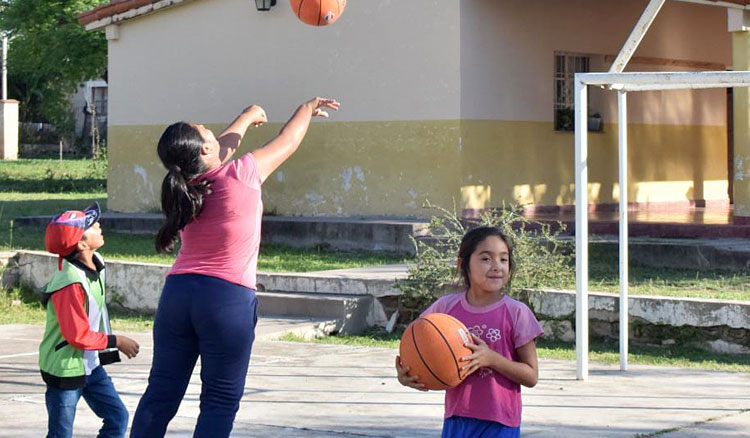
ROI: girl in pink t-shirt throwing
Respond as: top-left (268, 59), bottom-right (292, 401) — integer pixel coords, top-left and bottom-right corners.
top-left (131, 97), bottom-right (339, 438)
top-left (396, 226), bottom-right (544, 438)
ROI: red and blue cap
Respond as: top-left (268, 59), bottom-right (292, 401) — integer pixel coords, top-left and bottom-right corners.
top-left (44, 202), bottom-right (101, 260)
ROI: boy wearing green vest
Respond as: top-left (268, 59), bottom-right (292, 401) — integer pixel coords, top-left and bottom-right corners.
top-left (40, 202), bottom-right (140, 438)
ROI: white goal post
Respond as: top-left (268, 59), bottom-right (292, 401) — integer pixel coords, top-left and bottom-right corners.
top-left (574, 70), bottom-right (750, 380)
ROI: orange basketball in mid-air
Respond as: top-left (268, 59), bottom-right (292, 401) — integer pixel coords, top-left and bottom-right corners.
top-left (399, 313), bottom-right (473, 390)
top-left (290, 0), bottom-right (347, 26)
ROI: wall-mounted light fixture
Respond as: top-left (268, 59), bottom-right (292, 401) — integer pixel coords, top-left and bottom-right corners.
top-left (255, 0), bottom-right (277, 11)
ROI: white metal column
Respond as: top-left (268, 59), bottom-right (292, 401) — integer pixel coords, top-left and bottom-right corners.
top-left (618, 91), bottom-right (629, 371)
top-left (572, 71), bottom-right (750, 380)
top-left (1, 35), bottom-right (7, 100)
top-left (574, 77), bottom-right (589, 380)
top-left (608, 0), bottom-right (667, 74)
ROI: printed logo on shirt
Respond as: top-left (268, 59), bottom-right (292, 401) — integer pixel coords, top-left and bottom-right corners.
top-left (477, 368), bottom-right (493, 379)
top-left (486, 328), bottom-right (502, 342)
top-left (468, 324), bottom-right (485, 337)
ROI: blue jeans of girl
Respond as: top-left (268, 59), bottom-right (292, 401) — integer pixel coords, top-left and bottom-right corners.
top-left (129, 274), bottom-right (258, 438)
top-left (442, 416), bottom-right (521, 438)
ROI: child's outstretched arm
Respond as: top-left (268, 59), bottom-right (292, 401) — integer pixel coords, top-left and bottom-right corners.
top-left (251, 97), bottom-right (340, 183)
top-left (217, 105), bottom-right (268, 164)
top-left (462, 334), bottom-right (539, 388)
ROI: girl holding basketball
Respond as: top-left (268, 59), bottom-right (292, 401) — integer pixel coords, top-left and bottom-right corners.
top-left (130, 97), bottom-right (340, 438)
top-left (396, 226), bottom-right (543, 438)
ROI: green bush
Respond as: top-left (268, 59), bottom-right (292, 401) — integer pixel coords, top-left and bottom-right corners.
top-left (395, 201), bottom-right (574, 321)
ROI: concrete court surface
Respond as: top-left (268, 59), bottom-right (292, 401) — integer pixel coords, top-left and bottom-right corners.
top-left (0, 322), bottom-right (748, 438)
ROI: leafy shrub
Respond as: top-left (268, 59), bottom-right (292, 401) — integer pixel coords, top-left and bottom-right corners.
top-left (395, 201), bottom-right (574, 321)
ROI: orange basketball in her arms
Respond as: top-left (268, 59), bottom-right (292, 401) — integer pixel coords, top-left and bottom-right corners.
top-left (290, 0), bottom-right (347, 26)
top-left (399, 313), bottom-right (473, 391)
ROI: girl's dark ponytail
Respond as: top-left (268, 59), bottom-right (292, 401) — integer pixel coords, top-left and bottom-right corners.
top-left (155, 122), bottom-right (211, 254)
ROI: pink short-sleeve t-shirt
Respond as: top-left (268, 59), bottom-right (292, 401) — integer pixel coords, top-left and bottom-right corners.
top-left (168, 152), bottom-right (262, 289)
top-left (422, 292), bottom-right (544, 428)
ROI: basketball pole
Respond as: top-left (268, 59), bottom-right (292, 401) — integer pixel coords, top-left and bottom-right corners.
top-left (574, 76), bottom-right (589, 381)
top-left (618, 90), bottom-right (629, 372)
top-left (2, 34), bottom-right (7, 101)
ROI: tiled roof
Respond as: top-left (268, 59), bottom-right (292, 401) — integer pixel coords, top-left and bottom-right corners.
top-left (79, 0), bottom-right (750, 29)
top-left (78, 0), bottom-right (190, 27)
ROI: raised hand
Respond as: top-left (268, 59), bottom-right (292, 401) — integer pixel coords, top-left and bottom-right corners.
top-left (243, 105), bottom-right (267, 127)
top-left (305, 97), bottom-right (340, 118)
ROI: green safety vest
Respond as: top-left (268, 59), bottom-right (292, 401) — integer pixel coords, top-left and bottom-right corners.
top-left (38, 254), bottom-right (119, 389)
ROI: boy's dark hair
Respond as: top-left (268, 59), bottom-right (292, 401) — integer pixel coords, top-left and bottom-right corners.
top-left (155, 122), bottom-right (212, 254)
top-left (457, 226), bottom-right (516, 290)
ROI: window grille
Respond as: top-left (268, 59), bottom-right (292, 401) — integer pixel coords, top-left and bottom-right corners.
top-left (554, 52), bottom-right (589, 131)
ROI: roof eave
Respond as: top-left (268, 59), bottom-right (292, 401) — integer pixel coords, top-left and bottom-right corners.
top-left (79, 0), bottom-right (193, 30)
top-left (676, 0), bottom-right (750, 9)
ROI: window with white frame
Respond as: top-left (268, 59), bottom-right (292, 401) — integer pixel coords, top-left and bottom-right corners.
top-left (554, 52), bottom-right (590, 131)
top-left (91, 86), bottom-right (108, 117)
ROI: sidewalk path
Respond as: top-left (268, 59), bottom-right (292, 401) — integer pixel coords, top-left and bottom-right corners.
top-left (0, 323), bottom-right (747, 437)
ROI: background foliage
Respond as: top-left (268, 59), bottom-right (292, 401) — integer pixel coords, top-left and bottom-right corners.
top-left (395, 201), bottom-right (574, 321)
top-left (0, 0), bottom-right (108, 135)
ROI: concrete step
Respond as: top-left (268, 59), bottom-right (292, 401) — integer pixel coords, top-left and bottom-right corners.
top-left (253, 316), bottom-right (342, 341)
top-left (255, 265), bottom-right (405, 299)
top-left (538, 219), bottom-right (750, 239)
top-left (13, 214), bottom-right (163, 234)
top-left (13, 214), bottom-right (428, 254)
top-left (0, 251), bottom-right (19, 288)
top-left (4, 251), bottom-right (401, 331)
top-left (0, 251), bottom-right (15, 268)
top-left (590, 237), bottom-right (750, 271)
top-left (256, 291), bottom-right (373, 335)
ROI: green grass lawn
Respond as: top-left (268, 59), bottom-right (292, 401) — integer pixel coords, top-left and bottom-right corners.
top-left (0, 158), bottom-right (106, 193)
top-left (94, 234), bottom-right (407, 271)
top-left (6, 215), bottom-right (748, 296)
top-left (0, 159), bottom-right (407, 272)
top-left (586, 244), bottom-right (750, 301)
top-left (1, 157), bottom-right (108, 250)
top-left (2, 158), bottom-right (750, 297)
top-left (0, 285), bottom-right (154, 332)
top-left (5, 227), bottom-right (408, 271)
top-left (279, 330), bottom-right (750, 373)
top-left (1, 192), bottom-right (108, 248)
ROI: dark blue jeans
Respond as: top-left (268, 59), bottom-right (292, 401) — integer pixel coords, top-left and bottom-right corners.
top-left (442, 416), bottom-right (520, 438)
top-left (130, 274), bottom-right (258, 438)
top-left (45, 365), bottom-right (129, 438)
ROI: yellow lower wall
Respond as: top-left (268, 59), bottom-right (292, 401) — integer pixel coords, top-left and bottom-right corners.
top-left (107, 121), bottom-right (463, 215)
top-left (733, 32), bottom-right (750, 217)
top-left (108, 120), bottom-right (727, 215)
top-left (460, 120), bottom-right (728, 209)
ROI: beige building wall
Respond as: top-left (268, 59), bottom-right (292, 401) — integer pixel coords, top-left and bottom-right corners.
top-left (459, 0), bottom-right (731, 208)
top-left (106, 0), bottom-right (732, 215)
top-left (107, 0), bottom-right (462, 213)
